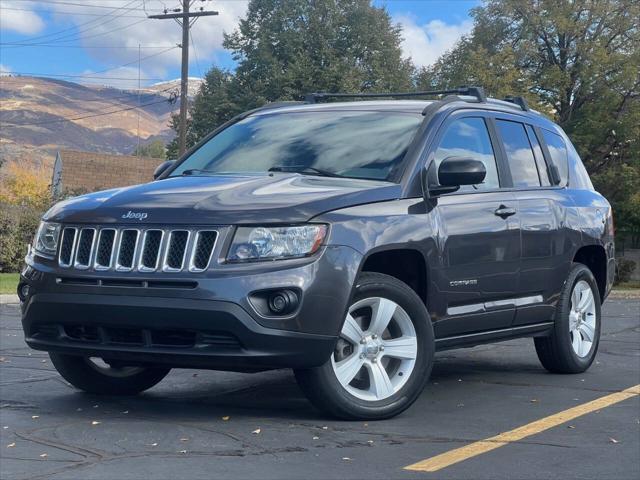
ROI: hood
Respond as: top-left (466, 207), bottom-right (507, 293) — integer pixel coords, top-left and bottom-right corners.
top-left (45, 173), bottom-right (400, 225)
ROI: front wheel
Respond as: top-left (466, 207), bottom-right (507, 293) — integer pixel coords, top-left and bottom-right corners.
top-left (295, 272), bottom-right (434, 420)
top-left (50, 353), bottom-right (171, 395)
top-left (534, 263), bottom-right (601, 373)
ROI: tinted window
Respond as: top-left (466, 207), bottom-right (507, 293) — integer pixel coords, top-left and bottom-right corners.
top-left (496, 120), bottom-right (540, 187)
top-left (434, 117), bottom-right (500, 190)
top-left (526, 125), bottom-right (550, 186)
top-left (541, 129), bottom-right (569, 185)
top-left (170, 111), bottom-right (423, 181)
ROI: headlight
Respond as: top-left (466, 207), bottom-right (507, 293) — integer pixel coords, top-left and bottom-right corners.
top-left (227, 225), bottom-right (328, 262)
top-left (33, 221), bottom-right (61, 257)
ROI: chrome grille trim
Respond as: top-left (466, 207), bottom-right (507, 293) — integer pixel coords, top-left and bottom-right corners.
top-left (73, 228), bottom-right (96, 269)
top-left (162, 230), bottom-right (191, 272)
top-left (58, 228), bottom-right (78, 268)
top-left (57, 226), bottom-right (219, 273)
top-left (188, 230), bottom-right (218, 272)
top-left (115, 229), bottom-right (140, 272)
top-left (94, 229), bottom-right (117, 271)
top-left (138, 230), bottom-right (164, 272)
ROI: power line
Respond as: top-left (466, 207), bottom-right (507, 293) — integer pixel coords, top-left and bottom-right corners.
top-left (1, 97), bottom-right (174, 128)
top-left (7, 72), bottom-right (165, 81)
top-left (8, 0), bottom-right (142, 45)
top-left (0, 6), bottom-right (148, 18)
top-left (0, 42), bottom-right (176, 48)
top-left (2, 1), bottom-right (164, 11)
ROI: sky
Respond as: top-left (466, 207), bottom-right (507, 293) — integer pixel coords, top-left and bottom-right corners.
top-left (0, 0), bottom-right (479, 89)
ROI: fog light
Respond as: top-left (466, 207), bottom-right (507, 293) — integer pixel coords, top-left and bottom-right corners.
top-left (267, 289), bottom-right (299, 315)
top-left (17, 283), bottom-right (30, 302)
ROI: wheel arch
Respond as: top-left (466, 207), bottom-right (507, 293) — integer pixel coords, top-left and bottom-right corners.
top-left (358, 247), bottom-right (429, 306)
top-left (573, 245), bottom-right (607, 303)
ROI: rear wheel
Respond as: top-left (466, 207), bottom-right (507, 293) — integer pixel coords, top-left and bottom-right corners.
top-left (534, 263), bottom-right (601, 373)
top-left (50, 353), bottom-right (170, 395)
top-left (295, 273), bottom-right (434, 420)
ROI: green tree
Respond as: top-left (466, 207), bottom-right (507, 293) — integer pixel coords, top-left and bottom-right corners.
top-left (420, 0), bottom-right (640, 232)
top-left (132, 139), bottom-right (167, 159)
top-left (169, 0), bottom-right (414, 154)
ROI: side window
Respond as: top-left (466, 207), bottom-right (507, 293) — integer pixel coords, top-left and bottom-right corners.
top-left (525, 125), bottom-right (550, 186)
top-left (434, 117), bottom-right (500, 190)
top-left (495, 120), bottom-right (540, 188)
top-left (541, 129), bottom-right (569, 185)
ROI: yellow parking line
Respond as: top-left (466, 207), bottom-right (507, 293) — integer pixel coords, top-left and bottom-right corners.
top-left (404, 384), bottom-right (640, 472)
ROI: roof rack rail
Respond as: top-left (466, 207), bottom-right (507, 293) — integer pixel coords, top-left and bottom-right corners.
top-left (503, 96), bottom-right (529, 111)
top-left (304, 86), bottom-right (487, 104)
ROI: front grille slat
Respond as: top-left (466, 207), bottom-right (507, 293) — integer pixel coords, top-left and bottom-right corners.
top-left (190, 231), bottom-right (218, 272)
top-left (139, 230), bottom-right (163, 271)
top-left (164, 230), bottom-right (189, 271)
top-left (59, 228), bottom-right (77, 267)
top-left (95, 229), bottom-right (116, 269)
top-left (116, 229), bottom-right (139, 271)
top-left (74, 229), bottom-right (96, 268)
top-left (58, 226), bottom-right (218, 273)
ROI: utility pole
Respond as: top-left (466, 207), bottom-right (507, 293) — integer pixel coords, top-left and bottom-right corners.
top-left (148, 1), bottom-right (218, 156)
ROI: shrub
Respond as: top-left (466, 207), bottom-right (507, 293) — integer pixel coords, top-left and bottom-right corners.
top-left (0, 162), bottom-right (51, 272)
top-left (615, 258), bottom-right (637, 285)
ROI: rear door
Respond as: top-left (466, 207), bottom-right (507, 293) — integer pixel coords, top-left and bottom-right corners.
top-left (429, 113), bottom-right (520, 338)
top-left (493, 117), bottom-right (567, 326)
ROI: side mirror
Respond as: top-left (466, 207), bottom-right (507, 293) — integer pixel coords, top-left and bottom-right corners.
top-left (424, 156), bottom-right (487, 197)
top-left (153, 160), bottom-right (176, 180)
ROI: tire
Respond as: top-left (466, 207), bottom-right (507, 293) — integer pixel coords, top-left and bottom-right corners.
top-left (49, 353), bottom-right (171, 395)
top-left (295, 272), bottom-right (435, 420)
top-left (534, 263), bottom-right (601, 374)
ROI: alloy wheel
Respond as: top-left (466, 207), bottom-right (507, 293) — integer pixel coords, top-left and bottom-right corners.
top-left (331, 296), bottom-right (418, 401)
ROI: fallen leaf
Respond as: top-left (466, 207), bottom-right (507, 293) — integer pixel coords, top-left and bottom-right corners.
top-left (610, 438), bottom-right (619, 444)
top-left (91, 421), bottom-right (101, 426)
top-left (7, 443), bottom-right (15, 448)
top-left (222, 416), bottom-right (230, 421)
top-left (252, 428), bottom-right (261, 435)
top-left (40, 453), bottom-right (48, 458)
top-left (31, 415), bottom-right (39, 419)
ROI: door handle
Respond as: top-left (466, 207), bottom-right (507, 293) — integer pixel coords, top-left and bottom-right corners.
top-left (494, 205), bottom-right (516, 218)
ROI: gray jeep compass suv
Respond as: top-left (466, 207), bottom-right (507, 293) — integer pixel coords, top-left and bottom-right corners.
top-left (19, 87), bottom-right (615, 419)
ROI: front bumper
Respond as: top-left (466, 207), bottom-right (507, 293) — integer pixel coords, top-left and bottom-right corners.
top-left (20, 245), bottom-right (362, 371)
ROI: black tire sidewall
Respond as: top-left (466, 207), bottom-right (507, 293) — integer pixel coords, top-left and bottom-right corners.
top-left (303, 273), bottom-right (434, 419)
top-left (49, 353), bottom-right (170, 395)
top-left (553, 264), bottom-right (602, 371)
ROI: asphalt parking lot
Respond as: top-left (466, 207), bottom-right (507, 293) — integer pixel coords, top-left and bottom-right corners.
top-left (1, 298), bottom-right (638, 480)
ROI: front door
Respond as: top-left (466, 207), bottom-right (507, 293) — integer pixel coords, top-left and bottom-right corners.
top-left (426, 115), bottom-right (520, 338)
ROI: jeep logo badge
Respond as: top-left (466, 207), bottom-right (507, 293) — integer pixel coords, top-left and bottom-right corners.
top-left (121, 211), bottom-right (148, 220)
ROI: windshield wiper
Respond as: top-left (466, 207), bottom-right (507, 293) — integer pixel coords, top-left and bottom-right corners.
top-left (268, 165), bottom-right (342, 177)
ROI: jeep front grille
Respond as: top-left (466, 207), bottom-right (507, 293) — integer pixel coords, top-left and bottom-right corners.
top-left (58, 227), bottom-right (218, 273)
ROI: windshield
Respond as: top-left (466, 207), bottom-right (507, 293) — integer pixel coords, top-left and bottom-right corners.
top-left (169, 111), bottom-right (423, 181)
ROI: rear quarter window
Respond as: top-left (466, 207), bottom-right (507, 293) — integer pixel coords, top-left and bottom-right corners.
top-left (541, 129), bottom-right (569, 186)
